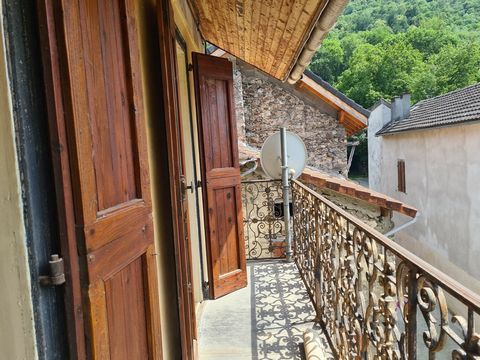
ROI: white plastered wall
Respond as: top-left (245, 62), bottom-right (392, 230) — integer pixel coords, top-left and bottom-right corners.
top-left (368, 102), bottom-right (391, 191)
top-left (369, 109), bottom-right (480, 297)
top-left (0, 3), bottom-right (38, 359)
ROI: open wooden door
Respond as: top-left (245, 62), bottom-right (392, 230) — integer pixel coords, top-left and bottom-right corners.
top-left (157, 0), bottom-right (196, 358)
top-left (192, 53), bottom-right (247, 299)
top-left (38, 0), bottom-right (162, 358)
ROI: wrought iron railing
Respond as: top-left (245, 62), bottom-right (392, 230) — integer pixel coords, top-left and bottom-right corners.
top-left (241, 179), bottom-right (287, 260)
top-left (291, 179), bottom-right (480, 359)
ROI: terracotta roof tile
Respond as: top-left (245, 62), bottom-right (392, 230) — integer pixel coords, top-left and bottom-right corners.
top-left (239, 143), bottom-right (418, 218)
top-left (300, 168), bottom-right (417, 217)
top-left (377, 82), bottom-right (480, 135)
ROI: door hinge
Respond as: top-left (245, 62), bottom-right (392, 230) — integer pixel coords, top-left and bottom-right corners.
top-left (39, 254), bottom-right (66, 286)
top-left (180, 175), bottom-right (187, 200)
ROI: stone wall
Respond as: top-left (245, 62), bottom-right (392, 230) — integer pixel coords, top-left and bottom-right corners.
top-left (232, 61), bottom-right (246, 143)
top-left (235, 61), bottom-right (347, 175)
top-left (308, 185), bottom-right (394, 233)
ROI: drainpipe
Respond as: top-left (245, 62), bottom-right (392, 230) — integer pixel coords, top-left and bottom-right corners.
top-left (280, 128), bottom-right (293, 261)
top-left (384, 212), bottom-right (420, 237)
top-left (287, 0), bottom-right (349, 84)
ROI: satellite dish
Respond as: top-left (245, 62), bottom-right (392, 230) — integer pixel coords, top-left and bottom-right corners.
top-left (260, 131), bottom-right (307, 180)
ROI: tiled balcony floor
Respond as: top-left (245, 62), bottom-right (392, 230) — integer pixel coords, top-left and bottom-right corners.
top-left (198, 261), bottom-right (333, 359)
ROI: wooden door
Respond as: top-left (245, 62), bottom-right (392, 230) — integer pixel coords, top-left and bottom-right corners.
top-left (38, 0), bottom-right (162, 358)
top-left (157, 0), bottom-right (196, 358)
top-left (192, 53), bottom-right (247, 299)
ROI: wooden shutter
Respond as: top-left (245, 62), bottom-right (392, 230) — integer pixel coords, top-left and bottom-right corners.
top-left (192, 53), bottom-right (247, 299)
top-left (157, 0), bottom-right (197, 358)
top-left (398, 159), bottom-right (406, 193)
top-left (38, 1), bottom-right (162, 358)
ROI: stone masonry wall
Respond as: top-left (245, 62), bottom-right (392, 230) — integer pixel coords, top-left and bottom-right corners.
top-left (236, 62), bottom-right (347, 174)
top-left (232, 60), bottom-right (246, 143)
top-left (309, 185), bottom-right (394, 233)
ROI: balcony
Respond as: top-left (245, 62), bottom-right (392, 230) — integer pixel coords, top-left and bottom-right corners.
top-left (198, 180), bottom-right (480, 359)
top-left (198, 261), bottom-right (333, 359)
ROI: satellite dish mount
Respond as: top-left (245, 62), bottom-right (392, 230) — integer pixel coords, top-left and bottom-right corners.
top-left (260, 128), bottom-right (307, 262)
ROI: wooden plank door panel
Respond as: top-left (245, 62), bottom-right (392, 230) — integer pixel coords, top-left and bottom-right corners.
top-left (192, 53), bottom-right (247, 299)
top-left (38, 0), bottom-right (162, 358)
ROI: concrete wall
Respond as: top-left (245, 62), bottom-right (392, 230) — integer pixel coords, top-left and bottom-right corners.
top-left (369, 110), bottom-right (480, 295)
top-left (236, 61), bottom-right (347, 175)
top-left (0, 3), bottom-right (38, 358)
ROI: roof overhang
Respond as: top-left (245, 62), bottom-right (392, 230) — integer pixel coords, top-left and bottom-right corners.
top-left (298, 73), bottom-right (368, 136)
top-left (210, 50), bottom-right (368, 137)
top-left (188, 0), bottom-right (348, 82)
top-left (300, 169), bottom-right (418, 217)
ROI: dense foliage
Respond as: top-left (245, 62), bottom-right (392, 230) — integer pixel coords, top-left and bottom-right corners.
top-left (309, 0), bottom-right (480, 108)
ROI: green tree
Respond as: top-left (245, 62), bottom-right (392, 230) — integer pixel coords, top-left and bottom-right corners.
top-left (308, 0), bottom-right (480, 108)
top-left (336, 40), bottom-right (424, 108)
top-left (309, 39), bottom-right (345, 84)
top-left (429, 43), bottom-right (480, 94)
top-left (362, 21), bottom-right (393, 45)
top-left (403, 18), bottom-right (457, 57)
top-left (307, 0), bottom-right (480, 176)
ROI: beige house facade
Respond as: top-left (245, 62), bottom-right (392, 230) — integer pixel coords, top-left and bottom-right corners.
top-left (368, 87), bottom-right (480, 296)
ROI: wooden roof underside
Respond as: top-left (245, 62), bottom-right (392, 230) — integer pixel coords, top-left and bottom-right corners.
top-left (190, 0), bottom-right (329, 81)
top-left (298, 76), bottom-right (367, 136)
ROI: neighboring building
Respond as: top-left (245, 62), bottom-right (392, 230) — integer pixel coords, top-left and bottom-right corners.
top-left (239, 65), bottom-right (369, 174)
top-left (369, 85), bottom-right (480, 295)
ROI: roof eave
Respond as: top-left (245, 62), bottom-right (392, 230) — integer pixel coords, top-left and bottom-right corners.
top-left (287, 0), bottom-right (349, 84)
top-left (377, 117), bottom-right (480, 136)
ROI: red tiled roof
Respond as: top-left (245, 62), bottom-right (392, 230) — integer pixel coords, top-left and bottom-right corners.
top-left (300, 168), bottom-right (417, 217)
top-left (239, 143), bottom-right (417, 218)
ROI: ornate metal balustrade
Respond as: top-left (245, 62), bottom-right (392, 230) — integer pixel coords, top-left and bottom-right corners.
top-left (291, 179), bottom-right (480, 359)
top-left (241, 179), bottom-right (288, 260)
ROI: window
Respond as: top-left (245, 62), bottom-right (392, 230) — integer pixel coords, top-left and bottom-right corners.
top-left (397, 159), bottom-right (406, 193)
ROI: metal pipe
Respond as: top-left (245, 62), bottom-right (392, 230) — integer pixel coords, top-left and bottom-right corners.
top-left (280, 128), bottom-right (293, 261)
top-left (384, 212), bottom-right (420, 237)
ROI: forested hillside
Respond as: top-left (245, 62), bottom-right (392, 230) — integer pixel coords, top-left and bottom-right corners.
top-left (309, 0), bottom-right (480, 108)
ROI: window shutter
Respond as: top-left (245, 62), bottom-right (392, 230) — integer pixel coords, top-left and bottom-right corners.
top-left (397, 160), bottom-right (406, 193)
